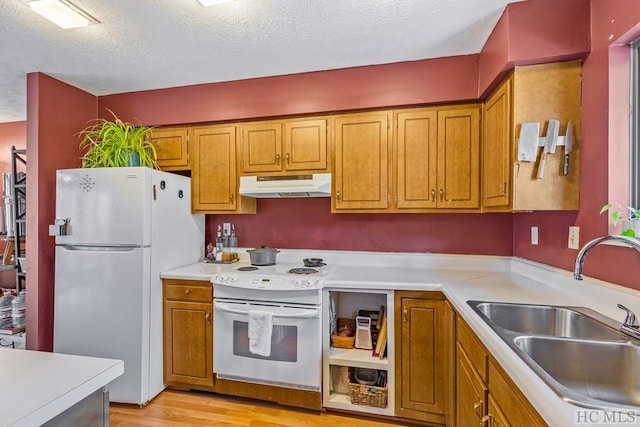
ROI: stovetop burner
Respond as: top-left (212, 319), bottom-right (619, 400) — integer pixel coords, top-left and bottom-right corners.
top-left (237, 266), bottom-right (259, 272)
top-left (288, 268), bottom-right (318, 275)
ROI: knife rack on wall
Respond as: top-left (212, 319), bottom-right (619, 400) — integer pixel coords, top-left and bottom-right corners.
top-left (517, 120), bottom-right (575, 178)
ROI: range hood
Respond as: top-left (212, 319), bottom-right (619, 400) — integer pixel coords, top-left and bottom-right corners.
top-left (239, 173), bottom-right (331, 198)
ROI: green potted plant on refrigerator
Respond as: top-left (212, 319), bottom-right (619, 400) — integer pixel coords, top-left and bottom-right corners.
top-left (79, 110), bottom-right (158, 168)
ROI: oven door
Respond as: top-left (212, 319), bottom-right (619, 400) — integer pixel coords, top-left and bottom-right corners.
top-left (213, 298), bottom-right (322, 391)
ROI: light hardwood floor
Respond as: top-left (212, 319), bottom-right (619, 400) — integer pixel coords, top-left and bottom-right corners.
top-left (110, 389), bottom-right (410, 426)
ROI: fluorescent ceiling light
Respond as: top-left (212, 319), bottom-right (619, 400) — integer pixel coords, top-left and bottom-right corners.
top-left (197, 0), bottom-right (235, 6)
top-left (28, 0), bottom-right (98, 29)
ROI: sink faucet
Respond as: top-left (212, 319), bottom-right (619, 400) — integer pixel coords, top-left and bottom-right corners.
top-left (573, 235), bottom-right (640, 280)
top-left (618, 304), bottom-right (640, 339)
top-left (573, 235), bottom-right (640, 339)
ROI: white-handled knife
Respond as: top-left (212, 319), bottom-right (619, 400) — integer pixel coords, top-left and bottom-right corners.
top-left (562, 121), bottom-right (573, 176)
top-left (537, 119), bottom-right (560, 179)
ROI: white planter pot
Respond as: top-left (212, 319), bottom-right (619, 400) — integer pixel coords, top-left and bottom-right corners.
top-left (621, 218), bottom-right (640, 237)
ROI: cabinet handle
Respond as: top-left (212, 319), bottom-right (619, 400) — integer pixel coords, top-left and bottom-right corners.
top-left (336, 191), bottom-right (341, 202)
top-left (481, 414), bottom-right (492, 427)
top-left (503, 181), bottom-right (507, 195)
top-left (286, 153), bottom-right (290, 164)
top-left (439, 189), bottom-right (444, 201)
top-left (230, 193), bottom-right (234, 204)
top-left (276, 153), bottom-right (281, 165)
top-left (185, 289), bottom-right (191, 298)
top-left (431, 189), bottom-right (435, 201)
top-left (206, 311), bottom-right (211, 325)
top-left (403, 307), bottom-right (408, 322)
top-left (474, 400), bottom-right (483, 418)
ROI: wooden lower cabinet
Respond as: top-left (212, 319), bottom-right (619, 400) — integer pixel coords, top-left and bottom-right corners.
top-left (394, 291), bottom-right (454, 424)
top-left (162, 279), bottom-right (214, 391)
top-left (456, 342), bottom-right (488, 427)
top-left (456, 317), bottom-right (547, 427)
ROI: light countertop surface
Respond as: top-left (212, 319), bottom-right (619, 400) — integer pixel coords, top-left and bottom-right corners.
top-left (161, 249), bottom-right (640, 426)
top-left (1, 349), bottom-right (123, 427)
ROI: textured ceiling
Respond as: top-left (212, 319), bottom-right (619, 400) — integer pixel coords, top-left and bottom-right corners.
top-left (0, 0), bottom-right (524, 123)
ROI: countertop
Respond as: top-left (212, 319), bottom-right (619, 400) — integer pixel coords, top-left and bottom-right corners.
top-left (0, 348), bottom-right (123, 427)
top-left (161, 249), bottom-right (640, 426)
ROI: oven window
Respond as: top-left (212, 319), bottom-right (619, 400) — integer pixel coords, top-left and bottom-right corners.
top-left (232, 321), bottom-right (298, 362)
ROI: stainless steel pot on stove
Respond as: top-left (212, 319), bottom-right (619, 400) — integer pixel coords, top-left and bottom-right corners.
top-left (247, 246), bottom-right (280, 265)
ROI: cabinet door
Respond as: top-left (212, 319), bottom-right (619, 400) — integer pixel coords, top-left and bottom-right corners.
top-left (488, 359), bottom-right (547, 426)
top-left (483, 77), bottom-right (512, 209)
top-left (333, 112), bottom-right (391, 211)
top-left (456, 343), bottom-right (488, 427)
top-left (192, 125), bottom-right (238, 212)
top-left (150, 127), bottom-right (190, 170)
top-left (240, 121), bottom-right (283, 173)
top-left (487, 394), bottom-right (511, 427)
top-left (395, 292), bottom-right (450, 423)
top-left (283, 118), bottom-right (328, 171)
top-left (163, 299), bottom-right (213, 388)
top-left (396, 109), bottom-right (438, 209)
top-left (436, 106), bottom-right (480, 208)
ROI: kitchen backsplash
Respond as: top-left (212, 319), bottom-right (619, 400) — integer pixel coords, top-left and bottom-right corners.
top-left (207, 198), bottom-right (514, 255)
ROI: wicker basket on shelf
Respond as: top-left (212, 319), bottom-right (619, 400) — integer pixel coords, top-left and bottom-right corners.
top-left (348, 382), bottom-right (388, 408)
top-left (330, 318), bottom-right (355, 349)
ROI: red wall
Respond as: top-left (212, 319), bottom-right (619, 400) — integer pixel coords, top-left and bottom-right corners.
top-left (0, 122), bottom-right (27, 290)
top-left (210, 199), bottom-right (513, 255)
top-left (478, 0), bottom-right (590, 96)
top-left (512, 0), bottom-right (640, 290)
top-left (0, 121), bottom-right (26, 172)
top-left (100, 55), bottom-right (480, 126)
top-left (26, 73), bottom-right (97, 350)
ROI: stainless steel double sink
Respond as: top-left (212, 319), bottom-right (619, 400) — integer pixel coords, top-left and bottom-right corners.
top-left (467, 301), bottom-right (640, 410)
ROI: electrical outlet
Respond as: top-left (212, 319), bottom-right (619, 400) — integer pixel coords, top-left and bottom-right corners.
top-left (531, 226), bottom-right (538, 245)
top-left (223, 222), bottom-right (232, 236)
top-left (568, 226), bottom-right (580, 249)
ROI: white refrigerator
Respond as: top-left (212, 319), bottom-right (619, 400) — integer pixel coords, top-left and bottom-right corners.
top-left (53, 167), bottom-right (205, 405)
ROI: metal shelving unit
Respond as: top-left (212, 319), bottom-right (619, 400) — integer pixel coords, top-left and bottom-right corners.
top-left (11, 147), bottom-right (26, 292)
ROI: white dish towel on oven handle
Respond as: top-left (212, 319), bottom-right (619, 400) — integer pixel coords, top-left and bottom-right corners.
top-left (248, 310), bottom-right (273, 357)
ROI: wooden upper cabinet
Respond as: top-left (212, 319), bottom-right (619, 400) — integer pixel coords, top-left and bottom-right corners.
top-left (240, 118), bottom-right (328, 174)
top-left (332, 111), bottom-right (391, 211)
top-left (437, 105), bottom-right (481, 209)
top-left (396, 109), bottom-right (438, 209)
top-left (240, 121), bottom-right (283, 173)
top-left (482, 78), bottom-right (512, 208)
top-left (482, 60), bottom-right (581, 211)
top-left (191, 124), bottom-right (256, 214)
top-left (284, 119), bottom-right (327, 171)
top-left (150, 127), bottom-right (190, 170)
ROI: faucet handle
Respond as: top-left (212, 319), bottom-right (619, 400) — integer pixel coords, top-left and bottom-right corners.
top-left (617, 304), bottom-right (638, 327)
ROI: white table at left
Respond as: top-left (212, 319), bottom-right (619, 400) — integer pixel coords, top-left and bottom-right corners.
top-left (0, 347), bottom-right (124, 427)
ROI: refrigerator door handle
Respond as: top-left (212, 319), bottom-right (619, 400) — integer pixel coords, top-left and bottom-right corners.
top-left (59, 245), bottom-right (147, 252)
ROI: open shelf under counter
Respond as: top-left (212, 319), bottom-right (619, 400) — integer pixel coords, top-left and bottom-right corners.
top-left (326, 391), bottom-right (393, 416)
top-left (328, 346), bottom-right (388, 370)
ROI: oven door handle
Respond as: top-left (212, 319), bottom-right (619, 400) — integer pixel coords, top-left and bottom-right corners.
top-left (214, 300), bottom-right (320, 319)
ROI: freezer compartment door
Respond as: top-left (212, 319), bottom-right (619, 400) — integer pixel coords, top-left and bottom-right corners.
top-left (54, 245), bottom-right (152, 404)
top-left (55, 168), bottom-right (151, 246)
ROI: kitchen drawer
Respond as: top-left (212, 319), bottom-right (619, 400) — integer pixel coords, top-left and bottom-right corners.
top-left (457, 319), bottom-right (488, 382)
top-left (164, 280), bottom-right (212, 303)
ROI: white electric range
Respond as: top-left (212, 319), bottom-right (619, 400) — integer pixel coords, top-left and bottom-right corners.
top-left (211, 262), bottom-right (330, 391)
top-left (212, 262), bottom-right (330, 304)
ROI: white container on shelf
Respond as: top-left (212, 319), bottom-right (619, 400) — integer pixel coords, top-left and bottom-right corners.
top-left (11, 290), bottom-right (25, 328)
